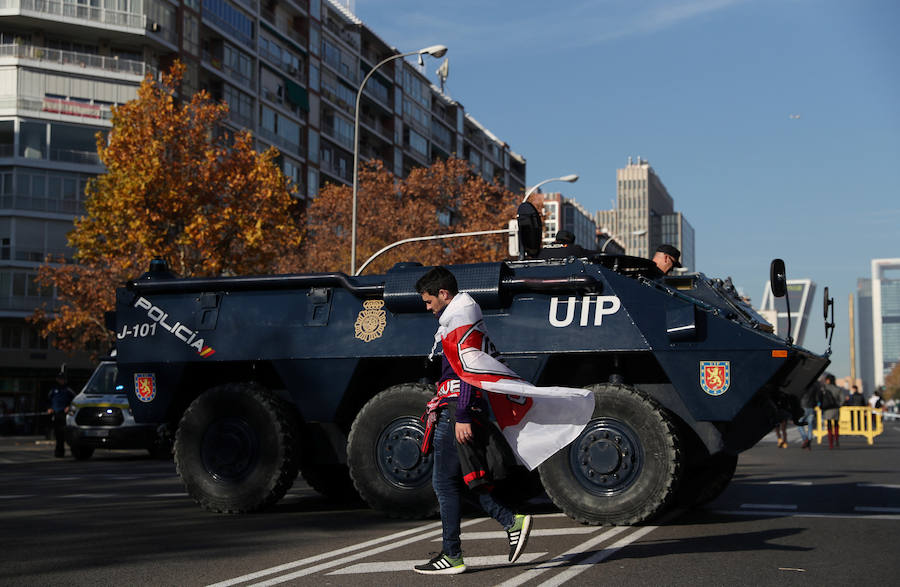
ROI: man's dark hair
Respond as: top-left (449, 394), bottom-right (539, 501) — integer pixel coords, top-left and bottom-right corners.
top-left (824, 373), bottom-right (835, 384)
top-left (415, 266), bottom-right (458, 297)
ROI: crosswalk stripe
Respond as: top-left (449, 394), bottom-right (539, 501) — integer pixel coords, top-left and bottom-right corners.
top-left (493, 526), bottom-right (629, 587)
top-left (538, 525), bottom-right (659, 587)
top-left (328, 552), bottom-right (547, 575)
top-left (245, 519), bottom-right (484, 587)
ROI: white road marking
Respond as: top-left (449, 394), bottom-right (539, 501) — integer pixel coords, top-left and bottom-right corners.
top-left (148, 492), bottom-right (189, 497)
top-left (740, 503), bottom-right (797, 510)
top-left (537, 525), bottom-right (659, 587)
top-left (714, 509), bottom-right (900, 521)
top-left (246, 519), bottom-right (484, 587)
top-left (493, 526), bottom-right (630, 587)
top-left (0, 495), bottom-right (34, 499)
top-left (768, 481), bottom-right (812, 486)
top-left (433, 527), bottom-right (601, 541)
top-left (854, 506), bottom-right (900, 513)
top-left (64, 493), bottom-right (119, 498)
top-left (327, 552), bottom-right (546, 574)
top-left (857, 483), bottom-right (900, 489)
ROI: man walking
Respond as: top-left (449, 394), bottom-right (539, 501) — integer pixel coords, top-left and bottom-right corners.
top-left (414, 266), bottom-right (532, 575)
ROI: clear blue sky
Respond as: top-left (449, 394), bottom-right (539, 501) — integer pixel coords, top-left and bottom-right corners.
top-left (356, 0), bottom-right (900, 381)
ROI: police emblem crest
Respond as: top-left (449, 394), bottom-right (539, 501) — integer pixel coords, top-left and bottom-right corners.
top-left (354, 300), bottom-right (386, 342)
top-left (700, 361), bottom-right (730, 395)
top-left (134, 373), bottom-right (157, 402)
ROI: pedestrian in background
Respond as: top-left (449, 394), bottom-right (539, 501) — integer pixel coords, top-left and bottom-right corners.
top-left (819, 373), bottom-right (843, 449)
top-left (844, 385), bottom-right (866, 407)
top-left (46, 374), bottom-right (75, 458)
top-left (797, 380), bottom-right (819, 450)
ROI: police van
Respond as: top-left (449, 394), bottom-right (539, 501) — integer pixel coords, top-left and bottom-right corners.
top-left (65, 353), bottom-right (170, 459)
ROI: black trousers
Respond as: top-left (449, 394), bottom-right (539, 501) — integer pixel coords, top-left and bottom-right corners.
top-left (53, 412), bottom-right (66, 455)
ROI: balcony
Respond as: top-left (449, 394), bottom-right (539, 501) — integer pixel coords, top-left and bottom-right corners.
top-left (321, 124), bottom-right (354, 152)
top-left (324, 17), bottom-right (360, 51)
top-left (50, 148), bottom-right (101, 165)
top-left (359, 112), bottom-right (391, 141)
top-left (6, 0), bottom-right (147, 29)
top-left (202, 51), bottom-right (253, 87)
top-left (261, 9), bottom-right (309, 49)
top-left (319, 159), bottom-right (351, 183)
top-left (362, 81), bottom-right (389, 108)
top-left (257, 126), bottom-right (304, 158)
top-left (0, 96), bottom-right (114, 122)
top-left (0, 43), bottom-right (152, 78)
top-left (0, 193), bottom-right (86, 216)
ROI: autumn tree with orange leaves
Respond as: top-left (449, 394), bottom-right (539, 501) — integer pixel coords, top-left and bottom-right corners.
top-left (303, 157), bottom-right (518, 274)
top-left (32, 62), bottom-right (303, 353)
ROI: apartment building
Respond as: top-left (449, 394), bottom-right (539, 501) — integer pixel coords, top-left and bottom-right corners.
top-left (0, 0), bottom-right (525, 423)
top-left (540, 192), bottom-right (596, 249)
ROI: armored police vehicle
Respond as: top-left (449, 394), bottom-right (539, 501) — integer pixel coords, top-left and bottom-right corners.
top-left (112, 205), bottom-right (829, 525)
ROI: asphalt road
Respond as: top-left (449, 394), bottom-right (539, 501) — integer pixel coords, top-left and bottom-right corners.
top-left (2, 423), bottom-right (899, 586)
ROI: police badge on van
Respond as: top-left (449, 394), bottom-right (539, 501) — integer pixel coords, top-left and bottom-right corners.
top-left (700, 361), bottom-right (730, 396)
top-left (134, 373), bottom-right (157, 402)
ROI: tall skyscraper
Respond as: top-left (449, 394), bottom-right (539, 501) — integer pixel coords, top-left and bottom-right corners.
top-left (856, 278), bottom-right (874, 393)
top-left (870, 258), bottom-right (900, 388)
top-left (596, 157), bottom-right (694, 269)
top-left (0, 0), bottom-right (525, 420)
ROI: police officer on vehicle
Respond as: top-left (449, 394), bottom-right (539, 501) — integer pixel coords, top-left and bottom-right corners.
top-left (651, 244), bottom-right (682, 276)
top-left (47, 374), bottom-right (75, 457)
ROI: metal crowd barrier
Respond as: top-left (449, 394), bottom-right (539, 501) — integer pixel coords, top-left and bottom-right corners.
top-left (812, 406), bottom-right (884, 445)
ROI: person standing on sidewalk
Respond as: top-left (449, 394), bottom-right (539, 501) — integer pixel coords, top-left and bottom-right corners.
top-left (47, 374), bottom-right (75, 458)
top-left (819, 373), bottom-right (843, 449)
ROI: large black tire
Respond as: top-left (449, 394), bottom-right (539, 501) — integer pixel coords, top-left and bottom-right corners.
top-left (539, 383), bottom-right (682, 525)
top-left (677, 453), bottom-right (738, 508)
top-left (70, 444), bottom-right (94, 460)
top-left (347, 383), bottom-right (438, 518)
top-left (174, 383), bottom-right (299, 513)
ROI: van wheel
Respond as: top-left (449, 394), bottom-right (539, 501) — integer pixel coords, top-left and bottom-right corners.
top-left (70, 444), bottom-right (94, 460)
top-left (539, 383), bottom-right (682, 525)
top-left (347, 383), bottom-right (437, 518)
top-left (175, 383), bottom-right (299, 513)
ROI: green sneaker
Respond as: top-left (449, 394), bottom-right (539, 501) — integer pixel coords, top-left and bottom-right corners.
top-left (414, 552), bottom-right (466, 575)
top-left (507, 514), bottom-right (533, 562)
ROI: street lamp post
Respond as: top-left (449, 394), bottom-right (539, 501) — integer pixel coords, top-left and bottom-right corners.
top-left (350, 44), bottom-right (448, 275)
top-left (599, 229), bottom-right (647, 253)
top-left (522, 174), bottom-right (578, 203)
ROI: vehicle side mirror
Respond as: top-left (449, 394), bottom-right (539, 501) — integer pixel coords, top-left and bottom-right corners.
top-left (823, 286), bottom-right (830, 319)
top-left (516, 202), bottom-right (543, 259)
top-left (770, 259), bottom-right (786, 297)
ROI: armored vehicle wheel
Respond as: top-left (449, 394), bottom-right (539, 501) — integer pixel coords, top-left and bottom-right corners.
top-left (70, 444), bottom-right (94, 460)
top-left (538, 383), bottom-right (682, 525)
top-left (347, 383), bottom-right (437, 519)
top-left (677, 453), bottom-right (738, 507)
top-left (174, 383), bottom-right (299, 513)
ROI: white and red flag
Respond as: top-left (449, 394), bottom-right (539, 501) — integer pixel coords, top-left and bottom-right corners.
top-left (434, 293), bottom-right (594, 470)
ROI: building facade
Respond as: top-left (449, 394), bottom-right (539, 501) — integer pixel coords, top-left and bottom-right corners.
top-left (0, 0), bottom-right (525, 425)
top-left (856, 278), bottom-right (875, 393)
top-left (539, 192), bottom-right (596, 249)
top-left (758, 278), bottom-right (816, 347)
top-left (870, 258), bottom-right (900, 388)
